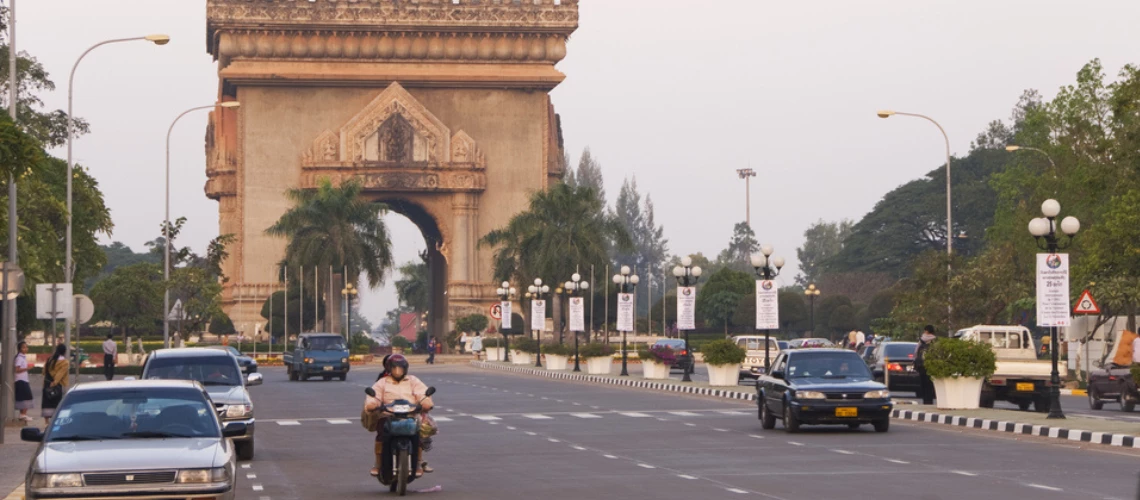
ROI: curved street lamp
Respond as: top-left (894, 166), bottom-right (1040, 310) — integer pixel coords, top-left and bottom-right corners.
top-left (495, 281), bottom-right (516, 362)
top-left (564, 273), bottom-right (589, 372)
top-left (804, 284), bottom-right (821, 334)
top-left (341, 282), bottom-right (358, 342)
top-left (612, 266), bottom-right (639, 376)
top-left (750, 246), bottom-right (785, 373)
top-left (1029, 199), bottom-right (1080, 420)
top-left (527, 278), bottom-right (550, 368)
top-left (672, 256), bottom-right (702, 382)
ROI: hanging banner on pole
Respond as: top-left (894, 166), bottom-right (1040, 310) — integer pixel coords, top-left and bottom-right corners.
top-left (1036, 253), bottom-right (1071, 327)
top-left (531, 300), bottom-right (546, 331)
top-left (755, 280), bottom-right (779, 330)
top-left (500, 301), bottom-right (512, 329)
top-left (569, 297), bottom-right (585, 332)
top-left (677, 287), bottom-right (696, 330)
top-left (617, 293), bottom-right (635, 332)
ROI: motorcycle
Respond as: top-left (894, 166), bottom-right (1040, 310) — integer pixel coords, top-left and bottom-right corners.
top-left (364, 386), bottom-right (436, 496)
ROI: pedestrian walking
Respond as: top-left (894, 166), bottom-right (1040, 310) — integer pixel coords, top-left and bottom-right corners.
top-left (470, 333), bottom-right (483, 361)
top-left (458, 332), bottom-right (468, 354)
top-left (42, 343), bottom-right (70, 424)
top-left (426, 338), bottom-right (437, 365)
top-left (915, 325), bottom-right (937, 405)
top-left (14, 341), bottom-right (34, 423)
top-left (102, 334), bottom-right (117, 381)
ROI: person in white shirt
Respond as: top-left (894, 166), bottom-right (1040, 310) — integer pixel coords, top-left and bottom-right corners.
top-left (14, 341), bottom-right (33, 422)
top-left (855, 331), bottom-right (866, 347)
top-left (102, 334), bottom-right (117, 381)
top-left (458, 332), bottom-right (468, 354)
top-left (1132, 336), bottom-right (1140, 365)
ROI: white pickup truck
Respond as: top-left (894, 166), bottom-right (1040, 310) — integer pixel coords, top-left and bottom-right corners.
top-left (954, 325), bottom-right (1064, 412)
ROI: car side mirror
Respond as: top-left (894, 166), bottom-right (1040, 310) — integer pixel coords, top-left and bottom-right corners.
top-left (246, 373), bottom-right (263, 387)
top-left (223, 422), bottom-right (247, 438)
top-left (21, 427), bottom-right (44, 442)
top-left (770, 370), bottom-right (785, 380)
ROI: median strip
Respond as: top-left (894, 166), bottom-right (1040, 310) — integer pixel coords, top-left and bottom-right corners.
top-left (471, 361), bottom-right (755, 401)
top-left (892, 408), bottom-right (1140, 449)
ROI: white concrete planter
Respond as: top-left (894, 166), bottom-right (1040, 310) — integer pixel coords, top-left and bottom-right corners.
top-left (586, 356), bottom-right (612, 375)
top-left (708, 364), bottom-right (741, 386)
top-left (642, 360), bottom-right (670, 380)
top-left (933, 376), bottom-right (984, 410)
top-left (485, 347), bottom-right (505, 362)
top-left (545, 354), bottom-right (569, 371)
top-left (511, 351), bottom-right (532, 365)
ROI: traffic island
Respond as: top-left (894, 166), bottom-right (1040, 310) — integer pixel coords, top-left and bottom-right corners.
top-left (893, 405), bottom-right (1140, 449)
top-left (471, 360), bottom-right (757, 401)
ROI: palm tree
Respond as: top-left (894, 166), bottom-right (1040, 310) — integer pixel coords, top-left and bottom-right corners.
top-left (266, 178), bottom-right (394, 288)
top-left (395, 258), bottom-right (430, 312)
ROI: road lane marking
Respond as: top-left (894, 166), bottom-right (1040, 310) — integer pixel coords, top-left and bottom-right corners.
top-left (247, 474), bottom-right (257, 479)
top-left (525, 431), bottom-right (537, 436)
top-left (748, 434), bottom-right (764, 439)
top-left (572, 445), bottom-right (587, 451)
top-left (252, 484), bottom-right (264, 491)
top-left (540, 397), bottom-right (550, 400)
top-left (604, 454), bottom-right (618, 459)
top-left (884, 459), bottom-right (909, 464)
top-left (433, 416), bottom-right (454, 422)
top-left (506, 426), bottom-right (517, 430)
top-left (726, 488), bottom-right (749, 494)
top-left (668, 411), bottom-right (701, 417)
top-left (591, 406), bottom-right (601, 409)
top-left (326, 419), bottom-right (351, 425)
top-left (547, 438), bottom-right (561, 443)
top-left (277, 420), bottom-right (301, 426)
top-left (657, 418), bottom-right (669, 421)
top-left (833, 450), bottom-right (854, 455)
top-left (621, 412), bottom-right (652, 418)
top-left (952, 471), bottom-right (977, 476)
top-left (684, 423), bottom-right (697, 427)
top-left (572, 402), bottom-right (583, 406)
top-left (523, 414), bottom-right (552, 419)
top-left (718, 411), bottom-right (749, 416)
top-left (677, 474), bottom-right (697, 480)
top-left (787, 441), bottom-right (804, 446)
top-left (571, 413), bottom-right (602, 419)
top-left (1027, 484), bottom-right (1062, 492)
top-left (637, 464), bottom-right (656, 469)
top-left (241, 464), bottom-right (252, 469)
top-left (472, 415), bottom-right (501, 421)
top-left (713, 428), bottom-right (729, 432)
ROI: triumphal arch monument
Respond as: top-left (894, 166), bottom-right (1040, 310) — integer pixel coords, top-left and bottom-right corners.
top-left (203, 0), bottom-right (578, 339)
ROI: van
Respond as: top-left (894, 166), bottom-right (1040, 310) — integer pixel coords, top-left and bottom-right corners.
top-left (732, 335), bottom-right (781, 379)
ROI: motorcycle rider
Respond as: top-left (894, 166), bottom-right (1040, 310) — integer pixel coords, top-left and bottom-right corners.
top-left (364, 354), bottom-right (434, 478)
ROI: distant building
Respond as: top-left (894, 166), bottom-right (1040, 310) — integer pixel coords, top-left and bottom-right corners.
top-left (398, 313), bottom-right (419, 342)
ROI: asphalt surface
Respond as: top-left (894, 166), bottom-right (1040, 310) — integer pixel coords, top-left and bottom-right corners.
top-left (222, 365), bottom-right (1140, 500)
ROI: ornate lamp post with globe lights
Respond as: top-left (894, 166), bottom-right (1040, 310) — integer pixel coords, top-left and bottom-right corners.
top-left (527, 278), bottom-right (550, 368)
top-left (495, 281), bottom-right (517, 362)
top-left (564, 274), bottom-right (589, 372)
top-left (613, 266), bottom-right (639, 376)
top-left (672, 257), bottom-right (703, 382)
top-left (750, 245), bottom-right (785, 373)
top-left (804, 284), bottom-right (821, 334)
top-left (1028, 199), bottom-right (1080, 420)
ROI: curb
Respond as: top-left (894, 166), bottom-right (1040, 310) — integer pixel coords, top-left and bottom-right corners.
top-left (471, 361), bottom-right (756, 402)
top-left (892, 408), bottom-right (1140, 449)
top-left (4, 484), bottom-right (23, 500)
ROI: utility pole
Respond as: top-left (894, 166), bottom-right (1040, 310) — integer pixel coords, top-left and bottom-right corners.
top-left (736, 168), bottom-right (756, 226)
top-left (1, 0), bottom-right (19, 438)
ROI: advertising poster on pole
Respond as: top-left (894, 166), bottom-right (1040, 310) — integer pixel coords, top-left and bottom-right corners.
top-left (500, 301), bottom-right (512, 330)
top-left (531, 300), bottom-right (546, 331)
top-left (677, 286), bottom-right (696, 330)
top-left (1036, 253), bottom-right (1071, 327)
top-left (755, 280), bottom-right (779, 330)
top-left (569, 297), bottom-right (585, 332)
top-left (617, 293), bottom-right (635, 332)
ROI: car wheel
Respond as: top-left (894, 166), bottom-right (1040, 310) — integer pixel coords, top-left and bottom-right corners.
top-left (236, 438), bottom-right (254, 461)
top-left (847, 423), bottom-right (860, 430)
top-left (1089, 389), bottom-right (1104, 410)
top-left (759, 399), bottom-right (776, 430)
top-left (979, 393), bottom-right (995, 408)
top-left (783, 404), bottom-right (800, 433)
top-left (301, 372), bottom-right (309, 382)
top-left (1123, 395), bottom-right (1136, 413)
top-left (339, 374), bottom-right (348, 381)
top-left (873, 418), bottom-right (890, 433)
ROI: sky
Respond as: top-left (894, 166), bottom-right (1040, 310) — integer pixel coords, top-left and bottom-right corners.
top-left (18, 0), bottom-right (1140, 325)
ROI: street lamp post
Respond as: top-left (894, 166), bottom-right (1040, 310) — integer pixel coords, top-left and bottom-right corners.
top-left (341, 282), bottom-right (357, 343)
top-left (66, 34), bottom-right (170, 351)
top-left (804, 284), bottom-right (820, 334)
top-left (527, 279), bottom-right (550, 368)
top-left (565, 273), bottom-right (589, 372)
top-left (737, 168), bottom-right (757, 226)
top-left (164, 102), bottom-right (240, 349)
top-left (1029, 199), bottom-right (1080, 420)
top-left (672, 257), bottom-right (703, 383)
top-left (613, 266), bottom-right (639, 377)
top-left (496, 281), bottom-right (516, 362)
top-left (750, 245), bottom-right (785, 373)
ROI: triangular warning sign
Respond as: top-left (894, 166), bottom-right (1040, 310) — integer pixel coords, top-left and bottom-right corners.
top-left (167, 299), bottom-right (187, 321)
top-left (1073, 289), bottom-right (1101, 315)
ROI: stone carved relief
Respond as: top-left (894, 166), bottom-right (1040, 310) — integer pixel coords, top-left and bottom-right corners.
top-left (340, 83), bottom-right (450, 164)
top-left (379, 114), bottom-right (415, 162)
top-left (450, 130), bottom-right (486, 169)
top-left (207, 1), bottom-right (579, 30)
top-left (302, 130), bottom-right (341, 164)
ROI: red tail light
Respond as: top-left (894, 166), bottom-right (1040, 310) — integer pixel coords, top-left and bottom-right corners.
top-left (887, 363), bottom-right (904, 372)
top-left (907, 354), bottom-right (915, 359)
top-left (680, 350), bottom-right (688, 356)
top-left (1109, 376), bottom-right (1117, 381)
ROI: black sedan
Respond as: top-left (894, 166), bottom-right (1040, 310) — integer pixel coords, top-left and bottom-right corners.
top-left (651, 339), bottom-right (694, 373)
top-left (756, 349), bottom-right (892, 433)
top-left (866, 342), bottom-right (919, 393)
top-left (206, 345), bottom-right (259, 374)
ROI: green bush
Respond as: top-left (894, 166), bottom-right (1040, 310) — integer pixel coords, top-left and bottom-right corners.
top-left (924, 338), bottom-right (997, 379)
top-left (1132, 365), bottom-right (1140, 388)
top-left (512, 337), bottom-right (539, 354)
top-left (391, 336), bottom-right (412, 349)
top-left (483, 337), bottom-right (503, 348)
top-left (702, 339), bottom-right (746, 366)
top-left (578, 343), bottom-right (614, 358)
top-left (542, 343), bottom-right (573, 356)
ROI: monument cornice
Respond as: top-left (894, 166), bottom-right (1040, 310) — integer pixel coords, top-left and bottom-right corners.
top-left (301, 167), bottom-right (487, 194)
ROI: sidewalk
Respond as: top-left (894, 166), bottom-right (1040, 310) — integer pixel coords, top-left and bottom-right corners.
top-left (1, 425), bottom-right (34, 500)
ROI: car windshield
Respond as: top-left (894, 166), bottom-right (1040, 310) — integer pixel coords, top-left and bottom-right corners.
top-left (306, 337), bottom-right (347, 350)
top-left (146, 356), bottom-right (243, 386)
top-left (884, 343), bottom-right (918, 359)
top-left (654, 341), bottom-right (684, 349)
top-left (787, 353), bottom-right (872, 379)
top-left (47, 388), bottom-right (219, 442)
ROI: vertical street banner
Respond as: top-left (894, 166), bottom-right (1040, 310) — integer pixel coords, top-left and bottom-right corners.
top-left (1036, 253), bottom-right (1071, 327)
top-left (531, 300), bottom-right (546, 331)
top-left (677, 286), bottom-right (696, 330)
top-left (500, 301), bottom-right (512, 330)
top-left (617, 293), bottom-right (635, 332)
top-left (569, 297), bottom-right (585, 332)
top-left (755, 280), bottom-right (779, 330)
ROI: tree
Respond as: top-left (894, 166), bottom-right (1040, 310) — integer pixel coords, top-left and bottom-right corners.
top-left (208, 313), bottom-right (236, 335)
top-left (828, 305), bottom-right (857, 337)
top-left (795, 220), bottom-right (851, 286)
top-left (778, 290), bottom-right (808, 332)
top-left (814, 295), bottom-right (852, 340)
top-left (87, 242), bottom-right (160, 290)
top-left (394, 259), bottom-right (430, 312)
top-left (266, 178), bottom-right (394, 288)
top-left (89, 263), bottom-right (164, 341)
top-left (612, 177), bottom-right (669, 316)
top-left (169, 266), bottom-right (224, 334)
top-left (455, 314), bottom-right (489, 334)
top-left (259, 288), bottom-right (325, 338)
top-left (574, 148), bottom-right (605, 205)
top-left (695, 267), bottom-right (752, 331)
top-left (716, 222), bottom-right (760, 274)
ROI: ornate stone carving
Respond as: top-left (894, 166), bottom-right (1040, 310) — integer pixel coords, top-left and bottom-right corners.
top-left (302, 130), bottom-right (341, 164)
top-left (450, 130), bottom-right (485, 169)
top-left (340, 83), bottom-right (450, 164)
top-left (207, 0), bottom-right (579, 31)
top-left (299, 169), bottom-right (486, 194)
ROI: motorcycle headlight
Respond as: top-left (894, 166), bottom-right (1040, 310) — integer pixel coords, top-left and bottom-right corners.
top-left (864, 390), bottom-right (891, 399)
top-left (796, 391), bottom-right (826, 400)
top-left (225, 404), bottom-right (253, 418)
top-left (177, 467), bottom-right (228, 484)
top-left (31, 473), bottom-right (83, 488)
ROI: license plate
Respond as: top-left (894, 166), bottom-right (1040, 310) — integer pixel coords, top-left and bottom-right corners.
top-left (836, 407), bottom-right (858, 417)
top-left (323, 366), bottom-right (333, 371)
top-left (1016, 382), bottom-right (1034, 391)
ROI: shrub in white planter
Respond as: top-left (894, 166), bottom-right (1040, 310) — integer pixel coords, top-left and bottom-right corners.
top-left (638, 345), bottom-right (677, 380)
top-left (579, 343), bottom-right (615, 375)
top-left (543, 344), bottom-right (573, 370)
top-left (924, 338), bottom-right (997, 410)
top-left (510, 351), bottom-right (531, 365)
top-left (702, 339), bottom-right (746, 387)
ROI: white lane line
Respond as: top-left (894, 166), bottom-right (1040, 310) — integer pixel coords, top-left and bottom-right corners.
top-left (668, 411), bottom-right (701, 417)
top-left (656, 418), bottom-right (669, 422)
top-left (684, 423), bottom-right (697, 427)
top-left (833, 450), bottom-right (855, 455)
top-left (555, 399), bottom-right (565, 403)
top-left (884, 459), bottom-right (910, 464)
top-left (252, 484), bottom-right (264, 492)
top-left (326, 419), bottom-right (351, 425)
top-left (621, 412), bottom-right (652, 418)
top-left (472, 415), bottom-right (501, 421)
top-left (572, 446), bottom-right (587, 451)
top-left (246, 474), bottom-right (257, 479)
top-left (726, 488), bottom-right (749, 494)
top-left (636, 464), bottom-right (656, 469)
top-left (547, 438), bottom-right (561, 443)
top-left (506, 426), bottom-right (517, 430)
top-left (590, 406), bottom-right (602, 409)
top-left (489, 422), bottom-right (500, 425)
top-left (525, 431), bottom-right (537, 436)
top-left (677, 474), bottom-right (698, 480)
top-left (571, 413), bottom-right (602, 419)
top-left (540, 397), bottom-right (550, 400)
top-left (718, 411), bottom-right (749, 416)
top-left (527, 394), bottom-right (535, 397)
top-left (713, 428), bottom-right (729, 432)
top-left (1026, 484), bottom-right (1063, 492)
top-left (523, 414), bottom-right (552, 420)
top-left (277, 420), bottom-right (301, 426)
top-left (952, 471), bottom-right (978, 477)
top-left (444, 408), bottom-right (455, 412)
top-left (241, 464), bottom-right (252, 469)
top-left (433, 416), bottom-right (454, 423)
top-left (748, 434), bottom-right (764, 439)
top-left (788, 441), bottom-right (804, 446)
top-left (603, 454), bottom-right (618, 459)
top-left (572, 402), bottom-right (583, 406)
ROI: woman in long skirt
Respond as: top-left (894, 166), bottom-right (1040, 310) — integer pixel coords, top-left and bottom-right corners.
top-left (14, 341), bottom-right (34, 423)
top-left (42, 343), bottom-right (69, 424)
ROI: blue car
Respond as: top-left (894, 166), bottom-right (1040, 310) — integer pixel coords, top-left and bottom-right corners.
top-left (756, 349), bottom-right (893, 433)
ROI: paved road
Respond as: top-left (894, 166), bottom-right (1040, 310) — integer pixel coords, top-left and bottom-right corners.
top-left (230, 365), bottom-right (1138, 500)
